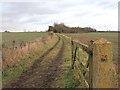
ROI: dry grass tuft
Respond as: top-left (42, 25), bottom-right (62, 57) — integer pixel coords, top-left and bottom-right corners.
top-left (2, 35), bottom-right (52, 71)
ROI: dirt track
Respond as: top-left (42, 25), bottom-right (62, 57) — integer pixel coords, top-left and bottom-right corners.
top-left (7, 36), bottom-right (65, 88)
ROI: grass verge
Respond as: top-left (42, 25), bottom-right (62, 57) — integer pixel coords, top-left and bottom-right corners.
top-left (51, 34), bottom-right (78, 88)
top-left (2, 35), bottom-right (58, 86)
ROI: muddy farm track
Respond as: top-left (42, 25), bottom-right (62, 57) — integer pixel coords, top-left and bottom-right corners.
top-left (6, 35), bottom-right (65, 88)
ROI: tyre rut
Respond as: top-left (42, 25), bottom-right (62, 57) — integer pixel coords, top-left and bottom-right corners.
top-left (39, 38), bottom-right (64, 88)
top-left (7, 36), bottom-right (65, 88)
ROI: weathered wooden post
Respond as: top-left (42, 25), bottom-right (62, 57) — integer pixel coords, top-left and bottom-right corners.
top-left (88, 40), bottom-right (94, 89)
top-left (71, 40), bottom-right (74, 69)
top-left (92, 38), bottom-right (114, 88)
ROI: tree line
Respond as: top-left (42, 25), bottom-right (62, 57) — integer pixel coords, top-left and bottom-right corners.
top-left (48, 23), bottom-right (97, 33)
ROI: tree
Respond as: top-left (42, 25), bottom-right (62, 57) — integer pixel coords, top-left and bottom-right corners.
top-left (48, 23), bottom-right (97, 33)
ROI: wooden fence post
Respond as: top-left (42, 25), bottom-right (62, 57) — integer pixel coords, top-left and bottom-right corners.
top-left (88, 40), bottom-right (94, 89)
top-left (92, 38), bottom-right (114, 88)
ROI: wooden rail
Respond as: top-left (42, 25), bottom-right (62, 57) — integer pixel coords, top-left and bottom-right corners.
top-left (59, 34), bottom-right (92, 88)
top-left (59, 34), bottom-right (115, 88)
top-left (71, 39), bottom-right (93, 88)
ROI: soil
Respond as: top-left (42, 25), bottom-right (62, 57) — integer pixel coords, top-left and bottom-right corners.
top-left (5, 36), bottom-right (65, 88)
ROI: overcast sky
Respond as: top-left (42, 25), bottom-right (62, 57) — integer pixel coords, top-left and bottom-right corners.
top-left (0, 0), bottom-right (118, 32)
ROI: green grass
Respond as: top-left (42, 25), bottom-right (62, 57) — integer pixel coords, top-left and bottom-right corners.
top-left (50, 34), bottom-right (78, 88)
top-left (2, 32), bottom-right (48, 47)
top-left (61, 37), bottom-right (78, 88)
top-left (2, 35), bottom-right (58, 86)
top-left (64, 68), bottom-right (78, 88)
top-left (3, 51), bottom-right (42, 85)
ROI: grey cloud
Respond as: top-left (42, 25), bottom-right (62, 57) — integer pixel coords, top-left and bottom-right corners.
top-left (2, 1), bottom-right (68, 24)
top-left (1, 0), bottom-right (118, 31)
top-left (94, 1), bottom-right (117, 9)
top-left (3, 2), bottom-right (58, 14)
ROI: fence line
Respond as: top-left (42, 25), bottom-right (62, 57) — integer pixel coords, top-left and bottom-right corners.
top-left (60, 34), bottom-right (114, 88)
top-left (71, 39), bottom-right (92, 88)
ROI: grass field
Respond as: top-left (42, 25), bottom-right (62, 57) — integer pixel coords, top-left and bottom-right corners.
top-left (3, 33), bottom-right (78, 88)
top-left (2, 33), bottom-right (58, 86)
top-left (64, 32), bottom-right (119, 87)
top-left (64, 32), bottom-right (118, 61)
top-left (2, 32), bottom-right (47, 47)
top-left (2, 32), bottom-right (119, 88)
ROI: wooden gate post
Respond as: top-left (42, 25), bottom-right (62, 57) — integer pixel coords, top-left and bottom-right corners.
top-left (92, 38), bottom-right (114, 88)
